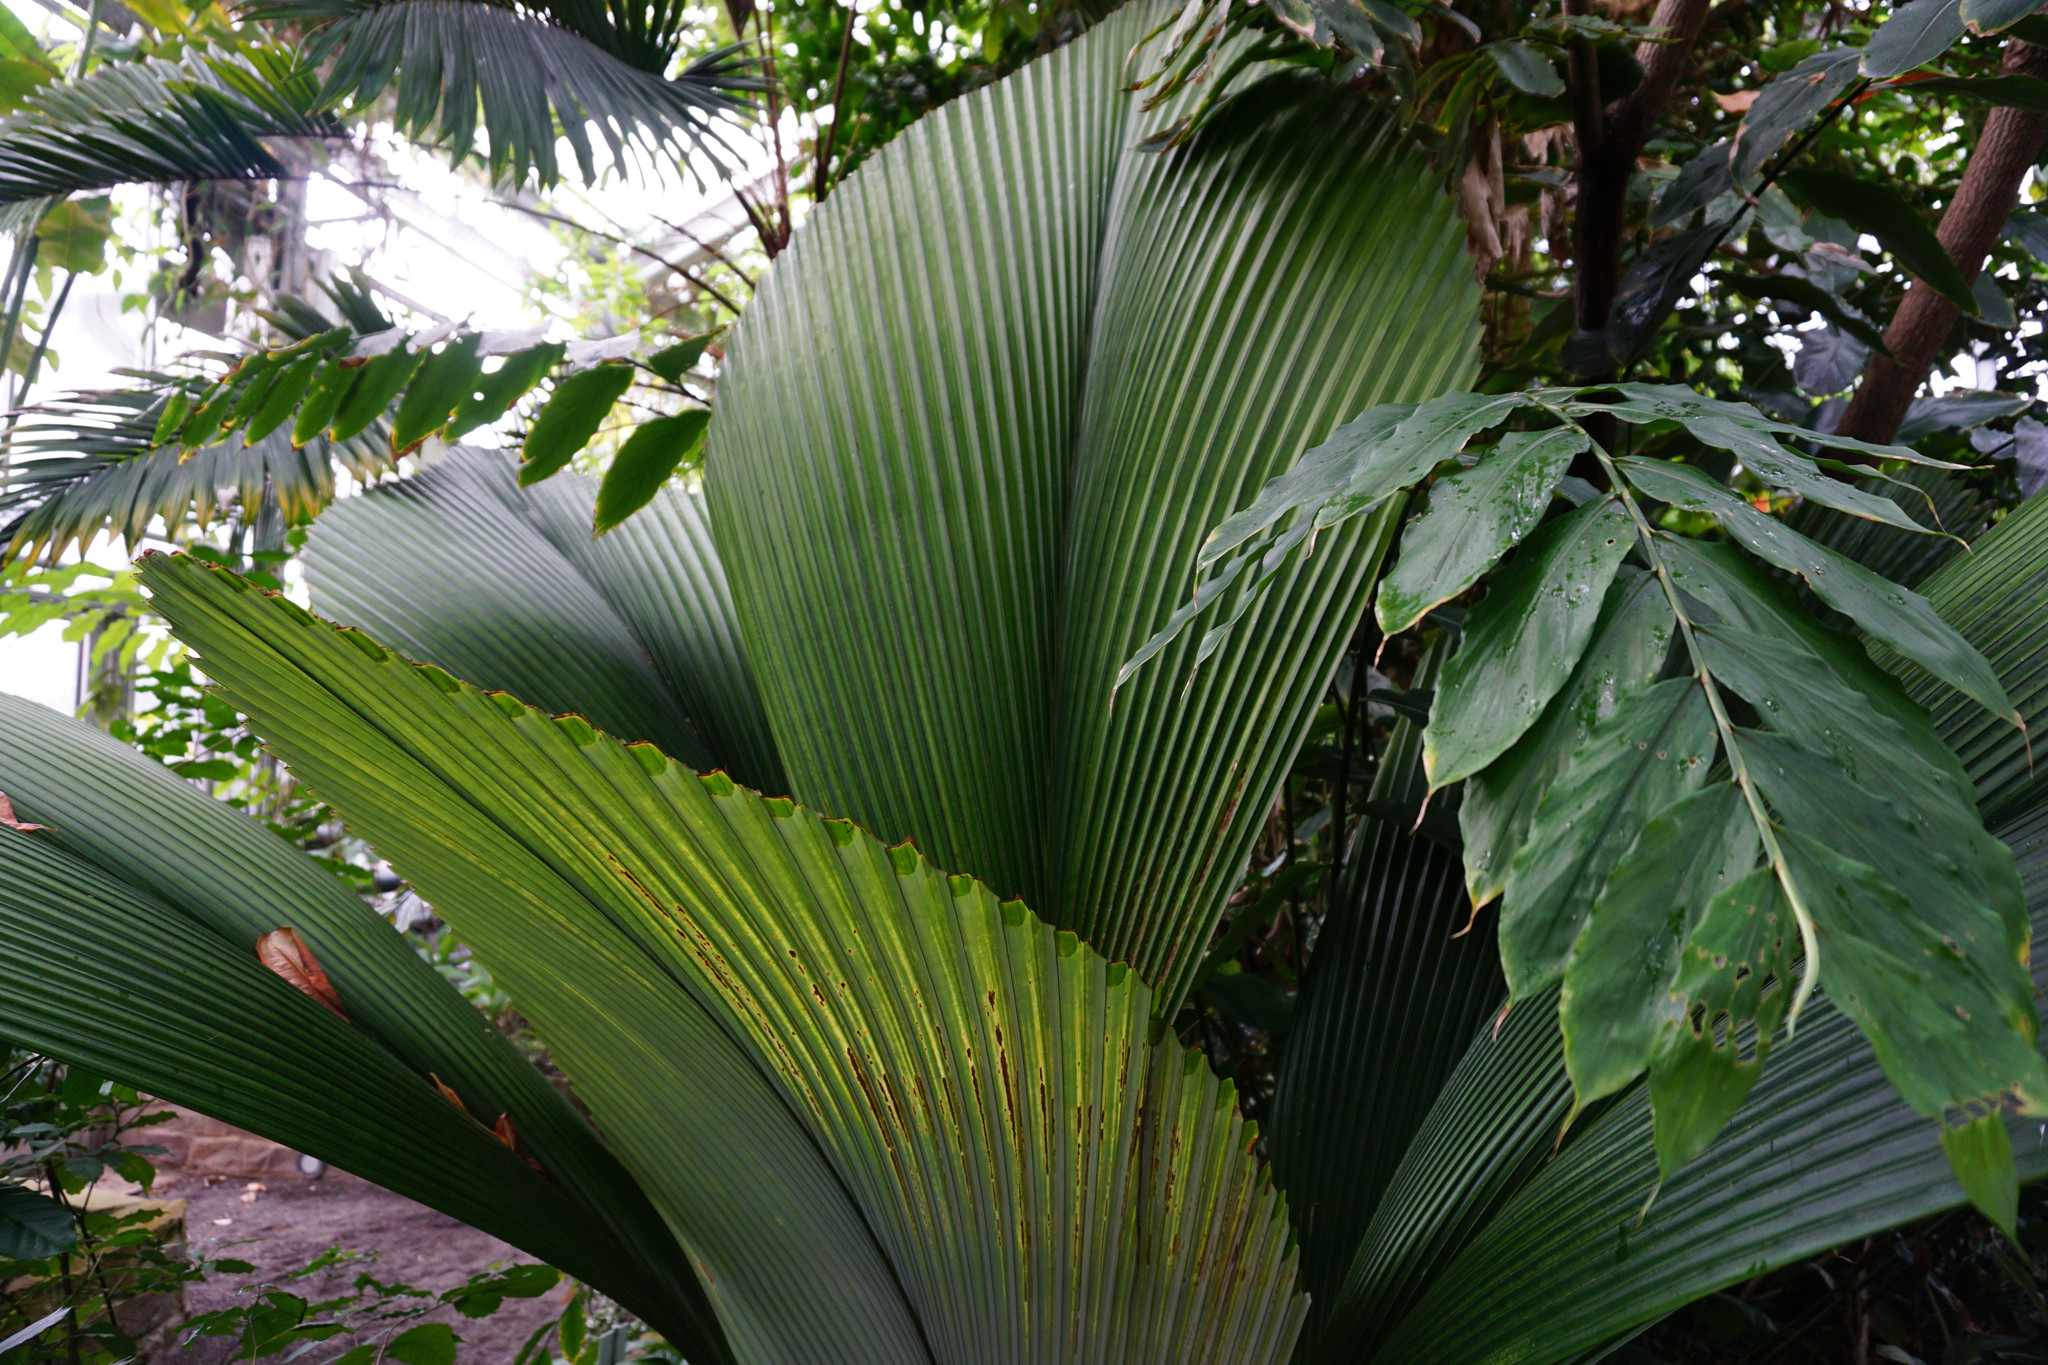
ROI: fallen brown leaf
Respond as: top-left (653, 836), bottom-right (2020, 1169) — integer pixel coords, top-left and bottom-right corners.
top-left (0, 791), bottom-right (50, 833)
top-left (255, 927), bottom-right (350, 1021)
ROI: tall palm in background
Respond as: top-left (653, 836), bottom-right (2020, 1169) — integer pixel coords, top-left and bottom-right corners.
top-left (0, 1), bottom-right (2047, 1364)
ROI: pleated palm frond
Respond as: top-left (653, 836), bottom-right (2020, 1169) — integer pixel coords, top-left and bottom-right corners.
top-left (0, 381), bottom-right (392, 561)
top-left (0, 43), bottom-right (342, 206)
top-left (245, 0), bottom-right (758, 185)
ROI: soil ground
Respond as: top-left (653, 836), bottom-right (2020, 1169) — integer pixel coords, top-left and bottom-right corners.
top-left (151, 1171), bottom-right (564, 1362)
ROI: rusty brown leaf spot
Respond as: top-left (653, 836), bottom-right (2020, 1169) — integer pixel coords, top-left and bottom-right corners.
top-left (493, 1112), bottom-right (518, 1150)
top-left (429, 1072), bottom-right (471, 1117)
top-left (0, 792), bottom-right (50, 833)
top-left (255, 927), bottom-right (349, 1021)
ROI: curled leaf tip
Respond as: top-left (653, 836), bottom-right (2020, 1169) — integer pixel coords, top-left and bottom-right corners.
top-left (255, 926), bottom-right (349, 1021)
top-left (0, 792), bottom-right (51, 833)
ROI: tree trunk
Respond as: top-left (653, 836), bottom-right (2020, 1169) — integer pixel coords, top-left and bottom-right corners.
top-left (1834, 39), bottom-right (2048, 445)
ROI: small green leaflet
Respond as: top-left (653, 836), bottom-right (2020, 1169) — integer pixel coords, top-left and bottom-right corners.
top-left (647, 332), bottom-right (721, 384)
top-left (1861, 0), bottom-right (1964, 78)
top-left (1459, 567), bottom-right (1674, 908)
top-left (594, 411), bottom-right (710, 534)
top-left (1487, 41), bottom-right (1563, 96)
top-left (1320, 391), bottom-right (1534, 529)
top-left (0, 1181), bottom-right (76, 1259)
top-left (1424, 497), bottom-right (1634, 790)
top-left (1496, 677), bottom-right (1718, 1000)
top-left (1376, 425), bottom-right (1586, 635)
top-left (1646, 867), bottom-right (1797, 1178)
top-left (1560, 783), bottom-right (1756, 1113)
top-left (1199, 401), bottom-right (1414, 571)
top-left (1618, 457), bottom-right (2020, 726)
top-left (520, 364), bottom-right (636, 487)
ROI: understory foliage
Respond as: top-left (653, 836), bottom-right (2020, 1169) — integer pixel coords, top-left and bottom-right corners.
top-left (1, 0), bottom-right (2048, 1359)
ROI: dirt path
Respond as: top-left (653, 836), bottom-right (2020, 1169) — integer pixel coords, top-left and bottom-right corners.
top-left (153, 1173), bottom-right (566, 1362)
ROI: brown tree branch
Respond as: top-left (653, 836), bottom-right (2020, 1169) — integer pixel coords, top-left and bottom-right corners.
top-left (1835, 38), bottom-right (2048, 445)
top-left (1568, 0), bottom-right (1716, 340)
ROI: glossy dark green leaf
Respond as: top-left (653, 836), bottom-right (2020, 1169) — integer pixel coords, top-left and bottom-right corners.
top-left (1603, 222), bottom-right (1727, 368)
top-left (390, 334), bottom-right (484, 453)
top-left (1321, 391), bottom-right (1536, 528)
top-left (520, 363), bottom-right (634, 486)
top-left (1780, 168), bottom-right (1978, 314)
top-left (329, 344), bottom-right (425, 443)
top-left (1903, 72), bottom-right (2048, 113)
top-left (1376, 425), bottom-right (1585, 634)
top-left (1620, 457), bottom-right (2018, 726)
top-left (1498, 677), bottom-right (1718, 1000)
top-left (1425, 498), bottom-right (1634, 789)
top-left (1198, 402), bottom-right (1415, 572)
top-left (593, 410), bottom-right (708, 533)
top-left (1626, 400), bottom-right (1925, 532)
top-left (1732, 47), bottom-right (1862, 180)
top-left (1650, 141), bottom-right (1732, 230)
top-left (1325, 505), bottom-right (2048, 1362)
top-left (1460, 566), bottom-right (1675, 908)
top-left (1960, 0), bottom-right (2044, 32)
top-left (292, 361), bottom-right (358, 447)
top-left (0, 1181), bottom-right (75, 1259)
top-left (446, 342), bottom-right (565, 440)
top-left (1887, 488), bottom-right (2048, 830)
top-left (647, 333), bottom-right (719, 384)
top-left (1794, 325), bottom-right (1870, 397)
top-left (1488, 40), bottom-right (1564, 95)
top-left (245, 355), bottom-right (320, 443)
top-left (1861, 0), bottom-right (1964, 77)
top-left (1779, 825), bottom-right (2048, 1122)
top-left (1560, 783), bottom-right (1755, 1110)
top-left (1646, 866), bottom-right (1795, 1177)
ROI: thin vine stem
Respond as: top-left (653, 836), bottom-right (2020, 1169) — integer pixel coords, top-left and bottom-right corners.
top-left (1586, 433), bottom-right (1823, 1031)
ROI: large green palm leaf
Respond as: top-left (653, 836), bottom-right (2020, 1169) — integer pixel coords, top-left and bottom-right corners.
top-left (0, 45), bottom-right (341, 207)
top-left (0, 693), bottom-right (723, 1358)
top-left (136, 550), bottom-right (1304, 1364)
top-left (248, 0), bottom-right (755, 185)
top-left (303, 447), bottom-right (785, 791)
top-left (707, 3), bottom-right (1479, 1011)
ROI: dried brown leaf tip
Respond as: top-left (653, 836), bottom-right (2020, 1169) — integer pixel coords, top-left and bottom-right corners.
top-left (430, 1072), bottom-right (472, 1117)
top-left (255, 927), bottom-right (350, 1021)
top-left (0, 791), bottom-right (50, 833)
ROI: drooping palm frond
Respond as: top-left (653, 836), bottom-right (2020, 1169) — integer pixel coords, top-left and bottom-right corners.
top-left (0, 380), bottom-right (393, 561)
top-left (247, 0), bottom-right (757, 185)
top-left (0, 44), bottom-right (342, 206)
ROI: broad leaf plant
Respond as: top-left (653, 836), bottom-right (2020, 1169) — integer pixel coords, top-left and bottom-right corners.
top-left (2, 1), bottom-right (2048, 1364)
